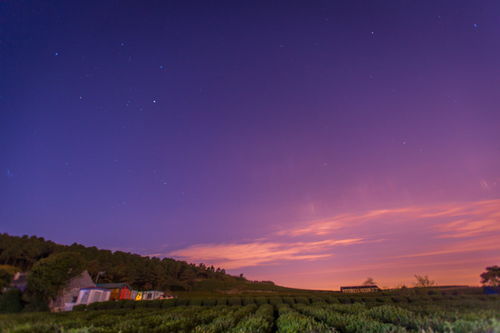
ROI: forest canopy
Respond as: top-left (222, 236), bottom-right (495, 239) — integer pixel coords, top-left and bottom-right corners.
top-left (0, 233), bottom-right (245, 291)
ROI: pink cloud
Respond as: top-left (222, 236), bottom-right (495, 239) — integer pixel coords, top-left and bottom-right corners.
top-left (160, 199), bottom-right (500, 288)
top-left (167, 238), bottom-right (363, 269)
top-left (396, 235), bottom-right (500, 258)
top-left (280, 199), bottom-right (500, 239)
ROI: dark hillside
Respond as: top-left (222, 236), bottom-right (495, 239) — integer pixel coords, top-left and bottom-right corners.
top-left (0, 233), bottom-right (284, 292)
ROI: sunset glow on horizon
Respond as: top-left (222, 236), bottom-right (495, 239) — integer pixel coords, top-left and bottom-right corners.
top-left (2, 1), bottom-right (500, 291)
top-left (166, 199), bottom-right (500, 289)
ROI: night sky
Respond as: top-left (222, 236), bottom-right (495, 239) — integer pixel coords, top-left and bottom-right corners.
top-left (1, 1), bottom-right (500, 289)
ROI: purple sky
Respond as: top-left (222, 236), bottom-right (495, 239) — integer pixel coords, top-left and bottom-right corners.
top-left (1, 1), bottom-right (500, 289)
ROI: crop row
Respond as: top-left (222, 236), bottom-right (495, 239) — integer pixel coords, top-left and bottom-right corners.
top-left (74, 293), bottom-right (499, 312)
top-left (1, 301), bottom-right (499, 333)
top-left (293, 303), bottom-right (500, 333)
top-left (276, 304), bottom-right (333, 333)
top-left (230, 303), bottom-right (274, 333)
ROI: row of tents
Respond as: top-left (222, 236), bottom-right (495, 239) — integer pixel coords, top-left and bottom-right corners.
top-left (75, 283), bottom-right (171, 308)
top-left (9, 271), bottom-right (174, 311)
top-left (65, 273), bottom-right (174, 311)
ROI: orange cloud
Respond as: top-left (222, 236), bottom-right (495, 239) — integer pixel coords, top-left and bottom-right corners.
top-left (167, 238), bottom-right (363, 269)
top-left (396, 235), bottom-right (500, 258)
top-left (280, 199), bottom-right (500, 239)
top-left (160, 198), bottom-right (500, 286)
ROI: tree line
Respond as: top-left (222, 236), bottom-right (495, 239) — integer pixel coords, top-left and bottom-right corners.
top-left (0, 233), bottom-right (243, 293)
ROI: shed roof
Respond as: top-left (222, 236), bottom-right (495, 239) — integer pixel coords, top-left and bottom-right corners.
top-left (80, 287), bottom-right (109, 291)
top-left (10, 272), bottom-right (28, 291)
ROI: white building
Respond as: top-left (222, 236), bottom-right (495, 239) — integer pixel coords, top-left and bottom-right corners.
top-left (50, 271), bottom-right (95, 312)
top-left (141, 290), bottom-right (164, 300)
top-left (76, 287), bottom-right (111, 305)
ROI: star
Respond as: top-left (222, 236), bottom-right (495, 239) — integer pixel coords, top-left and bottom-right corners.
top-left (54, 52), bottom-right (59, 56)
top-left (152, 99), bottom-right (157, 104)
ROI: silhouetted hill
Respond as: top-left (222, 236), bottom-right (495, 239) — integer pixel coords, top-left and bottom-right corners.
top-left (0, 233), bottom-right (286, 293)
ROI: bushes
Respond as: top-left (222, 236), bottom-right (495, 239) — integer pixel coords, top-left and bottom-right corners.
top-left (83, 299), bottom-right (177, 310)
top-left (230, 304), bottom-right (274, 333)
top-left (295, 303), bottom-right (408, 333)
top-left (254, 297), bottom-right (268, 305)
top-left (367, 305), bottom-right (420, 329)
top-left (176, 298), bottom-right (189, 306)
top-left (193, 304), bottom-right (256, 332)
top-left (216, 298), bottom-right (228, 306)
top-left (324, 296), bottom-right (339, 304)
top-left (72, 304), bottom-right (87, 311)
top-left (22, 295), bottom-right (49, 312)
top-left (323, 303), bottom-right (366, 314)
top-left (161, 299), bottom-right (175, 308)
top-left (242, 297), bottom-right (255, 306)
top-left (115, 300), bottom-right (134, 309)
top-left (1, 296), bottom-right (499, 332)
top-left (444, 318), bottom-right (500, 333)
top-left (190, 298), bottom-right (203, 306)
top-left (0, 289), bottom-right (23, 313)
top-left (309, 297), bottom-right (324, 304)
top-left (268, 297), bottom-right (283, 305)
top-left (294, 297), bottom-right (309, 304)
top-left (276, 304), bottom-right (331, 333)
top-left (203, 298), bottom-right (217, 306)
top-left (121, 300), bottom-right (136, 309)
top-left (390, 296), bottom-right (404, 303)
top-left (338, 297), bottom-right (351, 304)
top-left (228, 297), bottom-right (242, 306)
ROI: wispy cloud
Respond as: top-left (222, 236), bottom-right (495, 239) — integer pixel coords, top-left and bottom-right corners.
top-left (396, 235), bottom-right (500, 258)
top-left (167, 238), bottom-right (362, 269)
top-left (160, 198), bottom-right (500, 285)
top-left (280, 199), bottom-right (500, 239)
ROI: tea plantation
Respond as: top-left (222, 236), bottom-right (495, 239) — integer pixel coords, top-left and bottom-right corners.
top-left (1, 293), bottom-right (499, 332)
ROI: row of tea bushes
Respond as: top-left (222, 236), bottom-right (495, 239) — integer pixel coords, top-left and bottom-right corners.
top-left (229, 304), bottom-right (274, 333)
top-left (1, 301), bottom-right (499, 333)
top-left (73, 293), bottom-right (499, 312)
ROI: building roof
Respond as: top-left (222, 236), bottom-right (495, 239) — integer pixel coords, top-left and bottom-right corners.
top-left (10, 272), bottom-right (28, 291)
top-left (96, 283), bottom-right (131, 289)
top-left (340, 285), bottom-right (379, 289)
top-left (66, 271), bottom-right (95, 289)
top-left (80, 287), bottom-right (109, 291)
top-left (12, 272), bottom-right (27, 283)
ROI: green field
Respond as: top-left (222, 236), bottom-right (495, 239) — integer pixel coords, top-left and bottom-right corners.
top-left (1, 290), bottom-right (499, 333)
